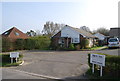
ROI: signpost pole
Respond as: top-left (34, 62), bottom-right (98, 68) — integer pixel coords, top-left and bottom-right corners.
top-left (100, 66), bottom-right (103, 77)
top-left (11, 58), bottom-right (13, 63)
top-left (92, 63), bottom-right (94, 73)
top-left (16, 58), bottom-right (17, 63)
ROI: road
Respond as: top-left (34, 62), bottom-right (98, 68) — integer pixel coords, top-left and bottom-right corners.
top-left (2, 48), bottom-right (119, 80)
top-left (2, 68), bottom-right (45, 79)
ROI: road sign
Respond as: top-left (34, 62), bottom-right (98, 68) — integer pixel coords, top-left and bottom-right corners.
top-left (90, 54), bottom-right (106, 77)
top-left (90, 54), bottom-right (105, 66)
top-left (10, 52), bottom-right (19, 58)
top-left (10, 52), bottom-right (19, 63)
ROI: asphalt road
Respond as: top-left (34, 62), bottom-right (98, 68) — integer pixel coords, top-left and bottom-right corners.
top-left (2, 68), bottom-right (45, 79)
top-left (2, 48), bottom-right (119, 79)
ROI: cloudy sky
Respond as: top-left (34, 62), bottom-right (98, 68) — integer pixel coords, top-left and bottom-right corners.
top-left (1, 0), bottom-right (119, 33)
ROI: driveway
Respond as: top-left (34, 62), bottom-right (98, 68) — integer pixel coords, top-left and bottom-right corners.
top-left (2, 48), bottom-right (119, 79)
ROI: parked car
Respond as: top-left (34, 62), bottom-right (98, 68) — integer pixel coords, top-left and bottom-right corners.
top-left (108, 38), bottom-right (120, 48)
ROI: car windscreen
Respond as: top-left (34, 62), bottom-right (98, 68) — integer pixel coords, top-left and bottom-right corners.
top-left (109, 39), bottom-right (118, 42)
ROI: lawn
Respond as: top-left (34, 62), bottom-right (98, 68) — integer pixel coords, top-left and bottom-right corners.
top-left (89, 46), bottom-right (108, 50)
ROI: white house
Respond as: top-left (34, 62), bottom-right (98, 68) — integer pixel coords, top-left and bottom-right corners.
top-left (52, 25), bottom-right (96, 48)
top-left (93, 33), bottom-right (106, 40)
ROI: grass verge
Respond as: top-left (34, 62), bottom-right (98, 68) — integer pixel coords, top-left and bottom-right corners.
top-left (86, 53), bottom-right (120, 81)
top-left (0, 53), bottom-right (23, 67)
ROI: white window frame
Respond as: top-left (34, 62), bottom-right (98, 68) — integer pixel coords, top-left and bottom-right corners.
top-left (72, 38), bottom-right (79, 43)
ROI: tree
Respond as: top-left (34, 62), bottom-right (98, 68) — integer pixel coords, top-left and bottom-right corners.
top-left (42, 21), bottom-right (65, 37)
top-left (93, 27), bottom-right (109, 36)
top-left (35, 30), bottom-right (42, 36)
top-left (26, 30), bottom-right (36, 37)
top-left (80, 26), bottom-right (91, 33)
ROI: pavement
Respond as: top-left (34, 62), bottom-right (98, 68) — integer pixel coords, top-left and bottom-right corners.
top-left (2, 48), bottom-right (119, 80)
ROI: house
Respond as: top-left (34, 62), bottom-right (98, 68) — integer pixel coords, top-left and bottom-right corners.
top-left (51, 25), bottom-right (96, 48)
top-left (109, 27), bottom-right (120, 40)
top-left (2, 27), bottom-right (29, 41)
top-left (93, 33), bottom-right (106, 40)
top-left (93, 33), bottom-right (109, 45)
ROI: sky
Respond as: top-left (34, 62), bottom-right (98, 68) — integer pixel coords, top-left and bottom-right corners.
top-left (1, 0), bottom-right (120, 33)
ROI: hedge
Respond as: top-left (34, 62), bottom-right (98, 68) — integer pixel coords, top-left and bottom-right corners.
top-left (2, 36), bottom-right (51, 52)
top-left (87, 53), bottom-right (120, 80)
top-left (2, 37), bottom-right (15, 52)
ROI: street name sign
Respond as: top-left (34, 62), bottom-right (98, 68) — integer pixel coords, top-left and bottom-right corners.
top-left (90, 54), bottom-right (106, 76)
top-left (10, 52), bottom-right (19, 58)
top-left (10, 52), bottom-right (19, 63)
top-left (90, 54), bottom-right (105, 66)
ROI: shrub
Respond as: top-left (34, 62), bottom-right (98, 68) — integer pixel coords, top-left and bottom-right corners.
top-left (28, 36), bottom-right (51, 50)
top-left (15, 39), bottom-right (25, 50)
top-left (2, 37), bottom-right (14, 52)
top-left (24, 38), bottom-right (36, 50)
top-left (75, 44), bottom-right (81, 50)
top-left (87, 53), bottom-right (120, 79)
top-left (68, 44), bottom-right (75, 50)
top-left (80, 38), bottom-right (89, 49)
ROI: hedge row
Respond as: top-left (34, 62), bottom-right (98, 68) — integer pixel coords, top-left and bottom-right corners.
top-left (88, 53), bottom-right (120, 79)
top-left (2, 36), bottom-right (51, 52)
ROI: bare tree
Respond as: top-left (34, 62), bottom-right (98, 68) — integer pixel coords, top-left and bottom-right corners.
top-left (35, 30), bottom-right (42, 36)
top-left (80, 26), bottom-right (91, 33)
top-left (42, 21), bottom-right (65, 37)
top-left (93, 27), bottom-right (109, 36)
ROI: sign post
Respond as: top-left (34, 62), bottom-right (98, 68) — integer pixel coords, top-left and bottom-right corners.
top-left (10, 52), bottom-right (19, 63)
top-left (100, 66), bottom-right (103, 76)
top-left (90, 54), bottom-right (105, 77)
top-left (92, 63), bottom-right (94, 74)
top-left (11, 58), bottom-right (13, 64)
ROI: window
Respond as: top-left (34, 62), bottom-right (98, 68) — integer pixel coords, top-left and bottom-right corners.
top-left (14, 32), bottom-right (19, 36)
top-left (72, 38), bottom-right (79, 43)
top-left (4, 32), bottom-right (8, 35)
top-left (74, 38), bottom-right (78, 42)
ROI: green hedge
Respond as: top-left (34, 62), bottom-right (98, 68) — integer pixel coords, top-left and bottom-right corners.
top-left (87, 53), bottom-right (120, 80)
top-left (15, 39), bottom-right (25, 50)
top-left (27, 36), bottom-right (51, 50)
top-left (2, 36), bottom-right (51, 52)
top-left (2, 37), bottom-right (15, 52)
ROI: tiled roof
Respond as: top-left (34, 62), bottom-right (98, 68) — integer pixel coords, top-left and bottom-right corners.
top-left (2, 27), bottom-right (14, 36)
top-left (2, 27), bottom-right (29, 39)
top-left (67, 25), bottom-right (96, 38)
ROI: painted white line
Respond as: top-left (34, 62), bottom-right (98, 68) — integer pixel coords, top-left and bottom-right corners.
top-left (9, 68), bottom-right (61, 79)
top-left (19, 60), bottom-right (24, 65)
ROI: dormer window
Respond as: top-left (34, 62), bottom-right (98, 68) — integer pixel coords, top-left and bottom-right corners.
top-left (14, 32), bottom-right (19, 36)
top-left (4, 32), bottom-right (8, 35)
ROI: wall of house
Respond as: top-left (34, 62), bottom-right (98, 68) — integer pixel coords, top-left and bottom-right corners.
top-left (94, 33), bottom-right (105, 40)
top-left (88, 38), bottom-right (94, 47)
top-left (51, 31), bottom-right (61, 48)
top-left (61, 26), bottom-right (80, 43)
